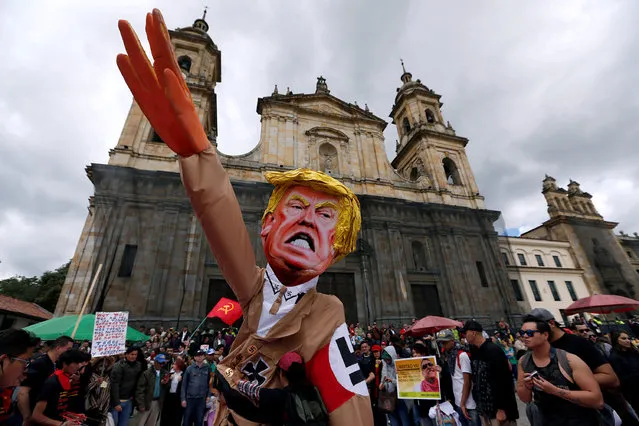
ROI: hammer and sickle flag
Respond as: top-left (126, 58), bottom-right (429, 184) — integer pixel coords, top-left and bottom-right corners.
top-left (207, 297), bottom-right (242, 326)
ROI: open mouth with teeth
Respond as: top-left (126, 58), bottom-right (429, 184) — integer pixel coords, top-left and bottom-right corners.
top-left (285, 232), bottom-right (315, 252)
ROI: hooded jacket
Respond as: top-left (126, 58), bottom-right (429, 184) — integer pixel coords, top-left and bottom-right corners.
top-left (380, 346), bottom-right (398, 393)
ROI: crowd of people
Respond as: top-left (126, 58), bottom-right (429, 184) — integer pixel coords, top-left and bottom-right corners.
top-left (0, 313), bottom-right (637, 426)
top-left (0, 326), bottom-right (239, 426)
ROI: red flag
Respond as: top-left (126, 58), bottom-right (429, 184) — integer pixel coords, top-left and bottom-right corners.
top-left (207, 297), bottom-right (242, 326)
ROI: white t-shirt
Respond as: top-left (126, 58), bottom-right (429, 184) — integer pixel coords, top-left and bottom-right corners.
top-left (452, 352), bottom-right (476, 410)
top-left (169, 371), bottom-right (182, 393)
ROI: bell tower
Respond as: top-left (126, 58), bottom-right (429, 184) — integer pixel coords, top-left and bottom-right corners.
top-left (390, 62), bottom-right (484, 208)
top-left (109, 10), bottom-right (221, 173)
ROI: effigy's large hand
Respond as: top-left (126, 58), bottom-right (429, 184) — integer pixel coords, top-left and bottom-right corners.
top-left (116, 9), bottom-right (209, 157)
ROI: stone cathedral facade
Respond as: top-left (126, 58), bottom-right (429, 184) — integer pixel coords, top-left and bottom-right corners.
top-left (55, 15), bottom-right (519, 327)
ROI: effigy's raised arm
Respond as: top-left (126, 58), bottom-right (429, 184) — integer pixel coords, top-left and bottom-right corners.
top-left (116, 9), bottom-right (260, 304)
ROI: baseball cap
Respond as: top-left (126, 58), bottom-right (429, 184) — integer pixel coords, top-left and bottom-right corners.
top-left (207, 348), bottom-right (215, 355)
top-left (436, 329), bottom-right (455, 342)
top-left (154, 354), bottom-right (168, 364)
top-left (278, 352), bottom-right (303, 372)
top-left (371, 345), bottom-right (382, 352)
top-left (528, 308), bottom-right (555, 322)
top-left (195, 350), bottom-right (206, 357)
top-left (461, 320), bottom-right (483, 333)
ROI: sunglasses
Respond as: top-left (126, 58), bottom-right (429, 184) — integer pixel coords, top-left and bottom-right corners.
top-left (518, 329), bottom-right (540, 337)
top-left (421, 362), bottom-right (434, 370)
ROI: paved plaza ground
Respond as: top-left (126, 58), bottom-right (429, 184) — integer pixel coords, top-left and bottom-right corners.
top-left (126, 396), bottom-right (532, 425)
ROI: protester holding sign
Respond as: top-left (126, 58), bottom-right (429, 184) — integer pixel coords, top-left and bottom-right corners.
top-left (92, 312), bottom-right (129, 358)
top-left (379, 346), bottom-right (410, 426)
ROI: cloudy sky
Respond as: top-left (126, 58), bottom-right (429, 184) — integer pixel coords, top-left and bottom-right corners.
top-left (1, 0), bottom-right (638, 279)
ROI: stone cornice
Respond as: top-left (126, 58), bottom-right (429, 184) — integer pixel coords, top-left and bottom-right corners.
top-left (390, 86), bottom-right (442, 119)
top-left (391, 127), bottom-right (469, 168)
top-left (543, 216), bottom-right (617, 230)
top-left (498, 236), bottom-right (572, 248)
top-left (506, 265), bottom-right (584, 274)
top-left (257, 93), bottom-right (387, 130)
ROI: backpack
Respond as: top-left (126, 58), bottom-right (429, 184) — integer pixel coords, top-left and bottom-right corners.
top-left (284, 386), bottom-right (329, 426)
top-left (448, 348), bottom-right (470, 375)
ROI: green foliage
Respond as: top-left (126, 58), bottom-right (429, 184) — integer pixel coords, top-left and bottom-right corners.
top-left (0, 261), bottom-right (70, 312)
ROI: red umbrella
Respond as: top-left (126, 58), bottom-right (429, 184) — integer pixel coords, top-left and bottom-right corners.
top-left (564, 294), bottom-right (639, 315)
top-left (406, 315), bottom-right (463, 336)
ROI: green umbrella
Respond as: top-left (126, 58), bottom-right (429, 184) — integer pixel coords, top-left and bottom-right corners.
top-left (24, 314), bottom-right (148, 342)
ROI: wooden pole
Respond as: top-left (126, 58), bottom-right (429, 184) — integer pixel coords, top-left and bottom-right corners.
top-left (71, 263), bottom-right (103, 339)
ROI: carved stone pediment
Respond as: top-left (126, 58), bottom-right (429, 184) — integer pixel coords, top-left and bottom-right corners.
top-left (301, 101), bottom-right (353, 119)
top-left (305, 126), bottom-right (349, 142)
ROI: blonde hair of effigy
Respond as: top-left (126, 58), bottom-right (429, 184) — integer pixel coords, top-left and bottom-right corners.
top-left (262, 168), bottom-right (361, 262)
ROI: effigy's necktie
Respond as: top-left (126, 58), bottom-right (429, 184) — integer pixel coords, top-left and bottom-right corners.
top-left (269, 285), bottom-right (287, 315)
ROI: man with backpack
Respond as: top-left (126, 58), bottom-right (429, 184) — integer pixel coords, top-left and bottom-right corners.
top-left (437, 329), bottom-right (479, 426)
top-left (516, 315), bottom-right (603, 425)
top-left (529, 308), bottom-right (639, 426)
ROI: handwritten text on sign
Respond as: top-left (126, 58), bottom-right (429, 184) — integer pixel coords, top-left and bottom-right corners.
top-left (92, 312), bottom-right (128, 357)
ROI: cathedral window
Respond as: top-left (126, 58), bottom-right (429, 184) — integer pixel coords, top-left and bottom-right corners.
top-left (425, 108), bottom-right (435, 123)
top-left (411, 241), bottom-right (427, 270)
top-left (510, 279), bottom-right (524, 301)
top-left (319, 142), bottom-right (338, 174)
top-left (177, 55), bottom-right (192, 73)
top-left (150, 129), bottom-right (163, 143)
top-left (442, 158), bottom-right (461, 185)
top-left (517, 253), bottom-right (527, 266)
top-left (118, 244), bottom-right (137, 278)
top-left (548, 281), bottom-right (561, 301)
top-left (529, 280), bottom-right (542, 301)
top-left (402, 117), bottom-right (411, 135)
top-left (565, 281), bottom-right (578, 301)
top-left (501, 252), bottom-right (510, 266)
top-left (409, 158), bottom-right (424, 182)
top-left (409, 167), bottom-right (419, 181)
top-left (476, 261), bottom-right (489, 287)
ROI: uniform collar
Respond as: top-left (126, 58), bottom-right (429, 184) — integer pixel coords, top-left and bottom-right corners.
top-left (264, 264), bottom-right (318, 303)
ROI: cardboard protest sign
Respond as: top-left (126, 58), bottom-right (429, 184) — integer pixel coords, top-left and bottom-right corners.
top-left (91, 312), bottom-right (128, 357)
top-left (395, 356), bottom-right (441, 400)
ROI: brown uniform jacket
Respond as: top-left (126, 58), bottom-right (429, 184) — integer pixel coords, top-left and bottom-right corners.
top-left (179, 147), bottom-right (372, 425)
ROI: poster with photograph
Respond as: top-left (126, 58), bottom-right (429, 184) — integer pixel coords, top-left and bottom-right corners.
top-left (395, 356), bottom-right (441, 400)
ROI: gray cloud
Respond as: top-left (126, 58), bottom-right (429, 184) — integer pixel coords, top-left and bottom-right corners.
top-left (1, 0), bottom-right (638, 278)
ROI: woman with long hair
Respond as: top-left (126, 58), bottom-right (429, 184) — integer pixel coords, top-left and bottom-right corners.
top-left (609, 330), bottom-right (639, 412)
top-left (160, 358), bottom-right (186, 426)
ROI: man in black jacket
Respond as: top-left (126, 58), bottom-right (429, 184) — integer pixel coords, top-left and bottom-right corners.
top-left (462, 320), bottom-right (519, 426)
top-left (109, 347), bottom-right (143, 426)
